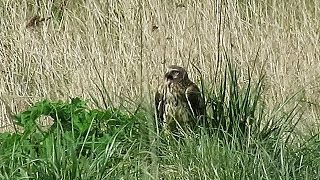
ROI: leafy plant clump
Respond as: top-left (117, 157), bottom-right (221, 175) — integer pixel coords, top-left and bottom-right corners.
top-left (14, 97), bottom-right (142, 136)
top-left (0, 98), bottom-right (150, 179)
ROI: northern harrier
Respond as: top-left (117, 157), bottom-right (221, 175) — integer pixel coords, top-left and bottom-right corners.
top-left (155, 65), bottom-right (205, 136)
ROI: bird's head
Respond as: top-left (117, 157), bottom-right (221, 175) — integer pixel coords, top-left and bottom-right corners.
top-left (164, 65), bottom-right (189, 85)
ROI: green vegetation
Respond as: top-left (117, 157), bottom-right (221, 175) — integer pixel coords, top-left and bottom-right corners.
top-left (1, 64), bottom-right (319, 179)
top-left (1, 0), bottom-right (319, 179)
top-left (1, 97), bottom-right (150, 179)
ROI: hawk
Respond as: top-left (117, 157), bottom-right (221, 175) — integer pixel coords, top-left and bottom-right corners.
top-left (155, 65), bottom-right (205, 136)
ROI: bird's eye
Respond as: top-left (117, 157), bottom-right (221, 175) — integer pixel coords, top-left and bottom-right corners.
top-left (172, 70), bottom-right (179, 75)
top-left (166, 70), bottom-right (180, 80)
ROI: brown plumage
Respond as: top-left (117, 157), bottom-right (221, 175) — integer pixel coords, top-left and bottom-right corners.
top-left (155, 65), bottom-right (205, 135)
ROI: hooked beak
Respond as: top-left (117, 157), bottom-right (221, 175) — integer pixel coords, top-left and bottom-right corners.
top-left (166, 73), bottom-right (173, 81)
top-left (164, 72), bottom-right (173, 85)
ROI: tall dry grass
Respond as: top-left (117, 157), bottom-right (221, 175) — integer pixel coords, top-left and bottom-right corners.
top-left (0, 0), bottom-right (319, 132)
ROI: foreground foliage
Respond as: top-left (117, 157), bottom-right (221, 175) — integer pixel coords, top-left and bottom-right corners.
top-left (0, 67), bottom-right (319, 179)
top-left (0, 98), bottom-right (149, 179)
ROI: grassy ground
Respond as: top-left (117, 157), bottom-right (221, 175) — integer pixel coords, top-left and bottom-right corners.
top-left (0, 70), bottom-right (319, 179)
top-left (0, 0), bottom-right (320, 179)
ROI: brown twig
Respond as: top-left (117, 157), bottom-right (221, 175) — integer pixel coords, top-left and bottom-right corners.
top-left (26, 15), bottom-right (51, 28)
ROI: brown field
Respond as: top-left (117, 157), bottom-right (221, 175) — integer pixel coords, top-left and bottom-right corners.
top-left (1, 0), bottom-right (319, 132)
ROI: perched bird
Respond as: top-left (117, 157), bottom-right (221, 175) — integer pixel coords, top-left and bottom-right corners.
top-left (155, 65), bottom-right (205, 136)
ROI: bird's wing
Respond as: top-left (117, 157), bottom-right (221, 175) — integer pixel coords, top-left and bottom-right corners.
top-left (154, 86), bottom-right (164, 128)
top-left (185, 84), bottom-right (205, 118)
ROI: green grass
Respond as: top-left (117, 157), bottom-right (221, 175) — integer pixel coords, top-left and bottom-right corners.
top-left (0, 64), bottom-right (319, 179)
top-left (1, 1), bottom-right (320, 179)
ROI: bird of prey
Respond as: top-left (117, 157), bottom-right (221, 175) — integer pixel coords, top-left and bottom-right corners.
top-left (155, 65), bottom-right (205, 136)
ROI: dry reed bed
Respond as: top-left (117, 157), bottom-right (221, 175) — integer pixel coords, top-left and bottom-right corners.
top-left (0, 0), bottom-right (319, 132)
